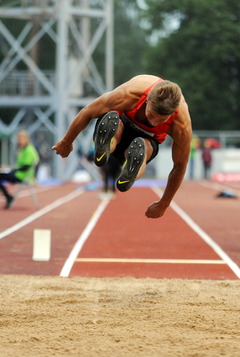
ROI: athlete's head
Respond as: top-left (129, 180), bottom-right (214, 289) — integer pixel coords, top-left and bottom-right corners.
top-left (147, 80), bottom-right (182, 116)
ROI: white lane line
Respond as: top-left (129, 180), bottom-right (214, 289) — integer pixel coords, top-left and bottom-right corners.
top-left (75, 258), bottom-right (226, 264)
top-left (199, 180), bottom-right (240, 194)
top-left (60, 198), bottom-right (111, 277)
top-left (0, 185), bottom-right (51, 203)
top-left (0, 189), bottom-right (84, 240)
top-left (152, 187), bottom-right (240, 279)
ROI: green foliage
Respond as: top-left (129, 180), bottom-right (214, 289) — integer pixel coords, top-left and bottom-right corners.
top-left (1, 1), bottom-right (240, 131)
top-left (113, 0), bottom-right (151, 86)
top-left (140, 0), bottom-right (240, 130)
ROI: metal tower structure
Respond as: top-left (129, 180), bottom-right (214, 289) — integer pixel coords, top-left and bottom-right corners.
top-left (0, 0), bottom-right (113, 179)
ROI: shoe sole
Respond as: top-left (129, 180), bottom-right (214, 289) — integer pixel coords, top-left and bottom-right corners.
top-left (94, 111), bottom-right (120, 167)
top-left (117, 137), bottom-right (146, 192)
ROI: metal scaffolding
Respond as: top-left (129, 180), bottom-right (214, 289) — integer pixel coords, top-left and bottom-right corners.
top-left (0, 0), bottom-right (114, 179)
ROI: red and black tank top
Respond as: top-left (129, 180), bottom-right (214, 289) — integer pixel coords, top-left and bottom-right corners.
top-left (118, 78), bottom-right (178, 144)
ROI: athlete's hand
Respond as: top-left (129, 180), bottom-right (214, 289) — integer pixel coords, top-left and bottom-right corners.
top-left (145, 201), bottom-right (167, 219)
top-left (52, 139), bottom-right (73, 158)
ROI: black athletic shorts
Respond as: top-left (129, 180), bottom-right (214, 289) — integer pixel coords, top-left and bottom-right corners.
top-left (93, 112), bottom-right (159, 166)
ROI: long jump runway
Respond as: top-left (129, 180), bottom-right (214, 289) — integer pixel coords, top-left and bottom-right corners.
top-left (0, 181), bottom-right (239, 280)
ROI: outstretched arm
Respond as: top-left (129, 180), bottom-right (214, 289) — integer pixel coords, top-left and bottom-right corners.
top-left (52, 95), bottom-right (112, 158)
top-left (145, 104), bottom-right (192, 219)
top-left (52, 84), bottom-right (136, 158)
top-left (145, 140), bottom-right (190, 218)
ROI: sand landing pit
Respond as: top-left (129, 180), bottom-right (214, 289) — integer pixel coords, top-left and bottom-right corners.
top-left (0, 275), bottom-right (239, 357)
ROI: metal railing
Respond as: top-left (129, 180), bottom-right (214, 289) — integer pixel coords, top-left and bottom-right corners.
top-left (0, 70), bottom-right (55, 96)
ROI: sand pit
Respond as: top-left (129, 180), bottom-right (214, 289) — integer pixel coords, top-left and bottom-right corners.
top-left (0, 275), bottom-right (240, 357)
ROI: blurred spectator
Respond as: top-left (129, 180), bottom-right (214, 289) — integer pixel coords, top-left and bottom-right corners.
top-left (33, 133), bottom-right (51, 181)
top-left (99, 155), bottom-right (121, 198)
top-left (0, 130), bottom-right (39, 209)
top-left (202, 141), bottom-right (212, 180)
top-left (189, 135), bottom-right (200, 179)
top-left (87, 143), bottom-right (121, 198)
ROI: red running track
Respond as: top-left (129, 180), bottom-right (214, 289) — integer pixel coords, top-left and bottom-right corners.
top-left (0, 181), bottom-right (239, 280)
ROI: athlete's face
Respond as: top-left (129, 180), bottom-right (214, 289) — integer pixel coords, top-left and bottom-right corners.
top-left (145, 101), bottom-right (171, 127)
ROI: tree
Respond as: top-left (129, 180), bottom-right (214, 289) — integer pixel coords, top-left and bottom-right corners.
top-left (140, 0), bottom-right (240, 130)
top-left (82, 0), bottom-right (151, 88)
top-left (113, 0), bottom-right (151, 86)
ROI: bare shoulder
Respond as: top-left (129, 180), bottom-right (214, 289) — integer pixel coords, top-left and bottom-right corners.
top-left (103, 74), bottom-right (160, 111)
top-left (88, 74), bottom-right (161, 114)
top-left (126, 74), bottom-right (161, 93)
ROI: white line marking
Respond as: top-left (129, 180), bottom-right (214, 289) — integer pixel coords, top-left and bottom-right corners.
top-left (152, 187), bottom-right (240, 279)
top-left (60, 198), bottom-right (111, 277)
top-left (199, 180), bottom-right (240, 194)
top-left (75, 258), bottom-right (226, 264)
top-left (0, 185), bottom-right (51, 203)
top-left (0, 189), bottom-right (84, 240)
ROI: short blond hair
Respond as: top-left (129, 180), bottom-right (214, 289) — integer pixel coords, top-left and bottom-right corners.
top-left (148, 80), bottom-right (182, 115)
top-left (17, 130), bottom-right (31, 144)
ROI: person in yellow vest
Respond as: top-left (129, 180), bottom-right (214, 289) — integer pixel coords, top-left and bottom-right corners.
top-left (0, 130), bottom-right (39, 209)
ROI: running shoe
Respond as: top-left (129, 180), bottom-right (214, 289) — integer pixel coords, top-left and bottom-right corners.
top-left (117, 137), bottom-right (146, 192)
top-left (94, 111), bottom-right (120, 167)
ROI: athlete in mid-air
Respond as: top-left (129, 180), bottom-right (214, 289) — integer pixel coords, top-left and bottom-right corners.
top-left (52, 74), bottom-right (192, 219)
